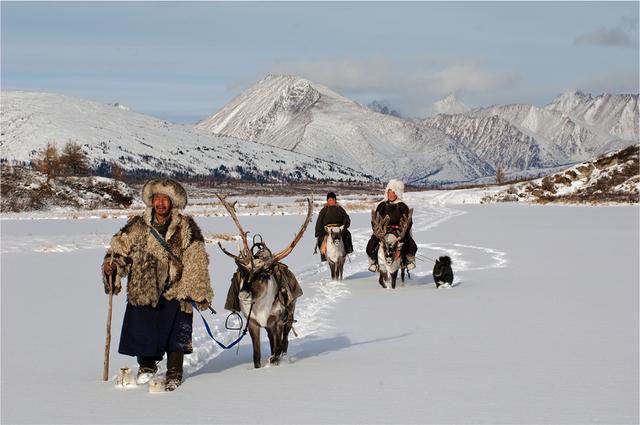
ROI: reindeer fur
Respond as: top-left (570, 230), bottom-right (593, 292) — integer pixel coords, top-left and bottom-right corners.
top-left (324, 225), bottom-right (346, 280)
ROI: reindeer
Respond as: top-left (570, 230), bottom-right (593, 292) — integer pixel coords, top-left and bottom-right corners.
top-left (371, 208), bottom-right (413, 289)
top-left (217, 194), bottom-right (313, 368)
top-left (324, 225), bottom-right (346, 280)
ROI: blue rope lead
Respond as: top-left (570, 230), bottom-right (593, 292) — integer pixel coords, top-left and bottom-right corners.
top-left (190, 301), bottom-right (251, 350)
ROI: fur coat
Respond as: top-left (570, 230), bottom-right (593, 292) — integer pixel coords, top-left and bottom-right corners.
top-left (102, 208), bottom-right (213, 313)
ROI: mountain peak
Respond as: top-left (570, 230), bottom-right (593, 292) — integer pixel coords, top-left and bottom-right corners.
top-left (431, 94), bottom-right (468, 115)
top-left (367, 100), bottom-right (402, 118)
top-left (547, 90), bottom-right (592, 111)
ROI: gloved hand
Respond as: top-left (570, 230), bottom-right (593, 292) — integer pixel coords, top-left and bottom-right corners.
top-left (103, 255), bottom-right (125, 295)
top-left (195, 299), bottom-right (210, 311)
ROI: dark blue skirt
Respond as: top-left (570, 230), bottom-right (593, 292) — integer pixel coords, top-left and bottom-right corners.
top-left (118, 297), bottom-right (193, 358)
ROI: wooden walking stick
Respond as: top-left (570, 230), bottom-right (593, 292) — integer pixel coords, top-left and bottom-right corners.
top-left (103, 252), bottom-right (114, 381)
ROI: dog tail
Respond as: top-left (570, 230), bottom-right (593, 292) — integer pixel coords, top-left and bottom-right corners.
top-left (438, 256), bottom-right (452, 266)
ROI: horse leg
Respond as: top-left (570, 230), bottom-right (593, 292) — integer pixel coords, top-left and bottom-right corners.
top-left (401, 267), bottom-right (405, 282)
top-left (391, 270), bottom-right (398, 289)
top-left (248, 321), bottom-right (262, 368)
top-left (337, 258), bottom-right (344, 280)
top-left (329, 260), bottom-right (336, 280)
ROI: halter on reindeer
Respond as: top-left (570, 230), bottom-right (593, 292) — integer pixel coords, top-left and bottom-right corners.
top-left (371, 207), bottom-right (413, 289)
top-left (217, 194), bottom-right (313, 368)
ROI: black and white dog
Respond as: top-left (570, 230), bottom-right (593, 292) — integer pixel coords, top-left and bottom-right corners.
top-left (432, 256), bottom-right (454, 288)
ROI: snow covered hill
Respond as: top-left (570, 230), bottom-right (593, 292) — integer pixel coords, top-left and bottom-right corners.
top-left (0, 91), bottom-right (371, 183)
top-left (2, 84), bottom-right (636, 187)
top-left (195, 74), bottom-right (494, 183)
top-left (1, 165), bottom-right (136, 212)
top-left (483, 144), bottom-right (639, 204)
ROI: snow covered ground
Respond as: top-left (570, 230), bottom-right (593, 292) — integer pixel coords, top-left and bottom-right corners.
top-left (1, 191), bottom-right (638, 424)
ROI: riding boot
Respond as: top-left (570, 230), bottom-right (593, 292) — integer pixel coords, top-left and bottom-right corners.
top-left (367, 257), bottom-right (378, 272)
top-left (405, 255), bottom-right (416, 270)
top-left (165, 352), bottom-right (184, 392)
top-left (345, 230), bottom-right (354, 254)
top-left (320, 254), bottom-right (326, 262)
top-left (136, 357), bottom-right (159, 385)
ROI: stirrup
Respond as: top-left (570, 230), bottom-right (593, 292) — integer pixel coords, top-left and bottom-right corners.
top-left (368, 263), bottom-right (378, 272)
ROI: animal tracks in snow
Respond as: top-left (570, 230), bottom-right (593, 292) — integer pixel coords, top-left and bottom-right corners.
top-left (3, 199), bottom-right (507, 377)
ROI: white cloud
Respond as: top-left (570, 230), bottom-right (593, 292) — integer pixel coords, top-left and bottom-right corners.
top-left (419, 63), bottom-right (520, 95)
top-left (574, 16), bottom-right (639, 48)
top-left (273, 57), bottom-right (521, 116)
top-left (274, 56), bottom-right (394, 94)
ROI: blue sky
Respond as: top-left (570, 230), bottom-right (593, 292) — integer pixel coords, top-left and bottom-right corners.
top-left (2, 1), bottom-right (638, 123)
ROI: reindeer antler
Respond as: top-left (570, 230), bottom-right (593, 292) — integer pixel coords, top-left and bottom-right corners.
top-left (216, 194), bottom-right (250, 252)
top-left (396, 208), bottom-right (413, 242)
top-left (215, 193), bottom-right (253, 267)
top-left (273, 198), bottom-right (313, 263)
top-left (371, 209), bottom-right (390, 241)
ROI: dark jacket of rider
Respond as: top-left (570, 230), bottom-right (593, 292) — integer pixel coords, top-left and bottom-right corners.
top-left (315, 204), bottom-right (351, 237)
top-left (315, 197), bottom-right (353, 256)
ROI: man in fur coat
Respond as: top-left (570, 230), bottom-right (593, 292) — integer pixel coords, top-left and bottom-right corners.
top-left (102, 178), bottom-right (213, 391)
top-left (314, 191), bottom-right (353, 261)
top-left (366, 179), bottom-right (418, 272)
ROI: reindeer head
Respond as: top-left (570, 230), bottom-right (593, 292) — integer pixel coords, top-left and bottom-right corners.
top-left (217, 194), bottom-right (313, 295)
top-left (324, 225), bottom-right (344, 246)
top-left (371, 208), bottom-right (413, 267)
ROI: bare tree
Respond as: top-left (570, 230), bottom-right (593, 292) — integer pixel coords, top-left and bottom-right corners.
top-left (60, 141), bottom-right (89, 176)
top-left (32, 143), bottom-right (61, 184)
top-left (495, 166), bottom-right (506, 185)
top-left (111, 163), bottom-right (124, 181)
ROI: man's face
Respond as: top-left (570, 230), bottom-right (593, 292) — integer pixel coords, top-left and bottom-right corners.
top-left (152, 194), bottom-right (172, 216)
top-left (387, 190), bottom-right (397, 202)
top-left (327, 197), bottom-right (337, 206)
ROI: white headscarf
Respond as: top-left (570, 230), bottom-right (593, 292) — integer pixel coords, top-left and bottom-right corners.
top-left (384, 179), bottom-right (404, 203)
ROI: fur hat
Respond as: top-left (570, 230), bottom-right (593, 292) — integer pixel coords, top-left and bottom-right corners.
top-left (326, 191), bottom-right (337, 200)
top-left (384, 179), bottom-right (404, 202)
top-left (141, 178), bottom-right (188, 209)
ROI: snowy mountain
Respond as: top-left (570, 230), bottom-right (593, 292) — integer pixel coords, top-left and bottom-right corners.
top-left (544, 91), bottom-right (638, 142)
top-left (431, 94), bottom-right (469, 115)
top-left (422, 114), bottom-right (550, 171)
top-left (0, 91), bottom-right (371, 183)
top-left (195, 74), bottom-right (494, 183)
top-left (367, 100), bottom-right (401, 117)
top-left (196, 75), bottom-right (638, 184)
top-left (3, 83), bottom-right (636, 187)
top-left (465, 92), bottom-right (638, 162)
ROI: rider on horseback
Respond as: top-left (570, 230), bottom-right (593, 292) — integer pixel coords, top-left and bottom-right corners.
top-left (366, 180), bottom-right (417, 272)
top-left (315, 192), bottom-right (353, 261)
